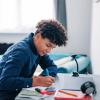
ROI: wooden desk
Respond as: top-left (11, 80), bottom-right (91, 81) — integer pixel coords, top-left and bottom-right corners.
top-left (16, 74), bottom-right (100, 100)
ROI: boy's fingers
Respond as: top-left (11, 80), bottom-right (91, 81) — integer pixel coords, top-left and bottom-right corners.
top-left (46, 76), bottom-right (55, 82)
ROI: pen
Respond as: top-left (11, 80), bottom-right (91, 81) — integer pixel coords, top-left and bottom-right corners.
top-left (59, 90), bottom-right (78, 97)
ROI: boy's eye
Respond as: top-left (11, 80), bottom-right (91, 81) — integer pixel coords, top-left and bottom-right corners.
top-left (47, 44), bottom-right (51, 47)
top-left (46, 43), bottom-right (56, 49)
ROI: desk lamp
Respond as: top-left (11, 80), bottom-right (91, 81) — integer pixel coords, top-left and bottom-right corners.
top-left (71, 54), bottom-right (87, 77)
top-left (71, 55), bottom-right (79, 77)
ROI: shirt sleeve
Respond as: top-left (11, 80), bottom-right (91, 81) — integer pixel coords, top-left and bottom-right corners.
top-left (39, 54), bottom-right (58, 77)
top-left (0, 49), bottom-right (32, 91)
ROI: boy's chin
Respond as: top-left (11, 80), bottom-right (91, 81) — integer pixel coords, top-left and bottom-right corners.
top-left (39, 52), bottom-right (45, 56)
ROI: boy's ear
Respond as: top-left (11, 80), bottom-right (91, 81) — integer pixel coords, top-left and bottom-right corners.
top-left (35, 32), bottom-right (41, 39)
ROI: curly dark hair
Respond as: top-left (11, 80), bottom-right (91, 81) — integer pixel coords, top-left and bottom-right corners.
top-left (35, 19), bottom-right (68, 46)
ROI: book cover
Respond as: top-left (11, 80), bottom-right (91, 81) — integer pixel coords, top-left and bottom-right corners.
top-left (54, 90), bottom-right (92, 100)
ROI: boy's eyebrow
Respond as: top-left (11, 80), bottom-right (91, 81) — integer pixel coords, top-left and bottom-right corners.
top-left (47, 42), bottom-right (56, 48)
top-left (50, 43), bottom-right (56, 48)
top-left (48, 40), bottom-right (56, 48)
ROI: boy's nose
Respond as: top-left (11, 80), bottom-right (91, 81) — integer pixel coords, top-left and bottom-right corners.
top-left (46, 48), bottom-right (52, 53)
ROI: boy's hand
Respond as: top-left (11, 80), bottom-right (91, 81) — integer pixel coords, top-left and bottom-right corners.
top-left (32, 76), bottom-right (55, 87)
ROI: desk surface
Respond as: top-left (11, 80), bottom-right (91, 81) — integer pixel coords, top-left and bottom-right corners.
top-left (16, 74), bottom-right (100, 100)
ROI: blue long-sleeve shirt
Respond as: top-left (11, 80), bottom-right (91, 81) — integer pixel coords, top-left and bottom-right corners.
top-left (0, 33), bottom-right (57, 99)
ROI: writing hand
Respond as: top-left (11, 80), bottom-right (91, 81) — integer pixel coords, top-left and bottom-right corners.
top-left (32, 76), bottom-right (55, 87)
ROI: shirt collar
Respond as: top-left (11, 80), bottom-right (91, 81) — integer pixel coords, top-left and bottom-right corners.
top-left (27, 33), bottom-right (39, 55)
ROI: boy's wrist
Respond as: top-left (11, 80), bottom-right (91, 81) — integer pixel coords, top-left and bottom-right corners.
top-left (32, 76), bottom-right (38, 86)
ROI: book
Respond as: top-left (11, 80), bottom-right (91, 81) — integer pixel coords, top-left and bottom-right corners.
top-left (54, 90), bottom-right (92, 100)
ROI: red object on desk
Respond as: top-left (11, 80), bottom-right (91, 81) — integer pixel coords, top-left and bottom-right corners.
top-left (35, 88), bottom-right (55, 95)
top-left (54, 90), bottom-right (92, 100)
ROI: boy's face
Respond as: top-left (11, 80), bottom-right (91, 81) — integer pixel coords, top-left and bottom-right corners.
top-left (34, 33), bottom-right (56, 56)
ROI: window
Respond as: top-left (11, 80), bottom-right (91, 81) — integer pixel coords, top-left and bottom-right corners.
top-left (0, 0), bottom-right (18, 32)
top-left (0, 0), bottom-right (55, 33)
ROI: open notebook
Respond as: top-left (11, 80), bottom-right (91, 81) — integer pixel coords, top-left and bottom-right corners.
top-left (17, 86), bottom-right (54, 99)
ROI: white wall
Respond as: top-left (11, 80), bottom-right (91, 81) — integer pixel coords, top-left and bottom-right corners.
top-left (0, 0), bottom-right (92, 56)
top-left (91, 1), bottom-right (100, 75)
top-left (0, 33), bottom-right (27, 43)
top-left (53, 0), bottom-right (92, 56)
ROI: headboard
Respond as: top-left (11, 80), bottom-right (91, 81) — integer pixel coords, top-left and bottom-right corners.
top-left (0, 43), bottom-right (13, 55)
